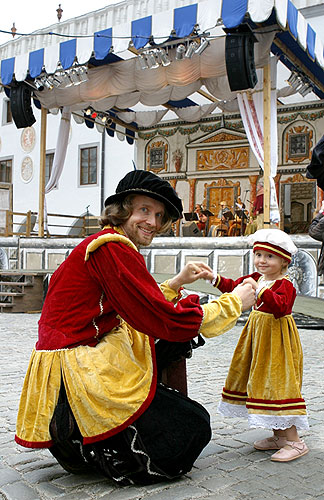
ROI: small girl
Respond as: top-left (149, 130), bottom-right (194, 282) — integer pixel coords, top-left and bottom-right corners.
top-left (211, 229), bottom-right (309, 462)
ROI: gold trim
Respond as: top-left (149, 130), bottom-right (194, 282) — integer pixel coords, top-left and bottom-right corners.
top-left (254, 243), bottom-right (291, 261)
top-left (85, 233), bottom-right (138, 261)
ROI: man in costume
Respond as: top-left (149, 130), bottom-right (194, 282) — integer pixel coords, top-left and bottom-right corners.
top-left (15, 170), bottom-right (255, 485)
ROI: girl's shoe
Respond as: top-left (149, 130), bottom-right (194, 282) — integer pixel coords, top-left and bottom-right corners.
top-left (254, 435), bottom-right (287, 450)
top-left (271, 440), bottom-right (309, 462)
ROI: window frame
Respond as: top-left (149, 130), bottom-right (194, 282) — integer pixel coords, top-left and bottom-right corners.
top-left (79, 144), bottom-right (99, 187)
top-left (0, 157), bottom-right (13, 183)
top-left (288, 133), bottom-right (309, 160)
top-left (45, 151), bottom-right (55, 187)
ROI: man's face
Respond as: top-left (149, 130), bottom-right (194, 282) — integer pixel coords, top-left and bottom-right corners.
top-left (122, 195), bottom-right (165, 247)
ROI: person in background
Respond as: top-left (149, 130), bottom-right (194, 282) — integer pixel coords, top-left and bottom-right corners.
top-left (197, 211), bottom-right (208, 234)
top-left (308, 199), bottom-right (324, 277)
top-left (206, 229), bottom-right (309, 462)
top-left (15, 169), bottom-right (256, 485)
top-left (252, 180), bottom-right (264, 230)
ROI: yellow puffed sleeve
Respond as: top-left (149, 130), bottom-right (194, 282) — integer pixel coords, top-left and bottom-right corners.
top-left (200, 293), bottom-right (242, 338)
top-left (159, 280), bottom-right (182, 303)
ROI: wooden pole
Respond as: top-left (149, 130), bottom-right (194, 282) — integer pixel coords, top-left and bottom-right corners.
top-left (263, 62), bottom-right (271, 227)
top-left (38, 107), bottom-right (47, 237)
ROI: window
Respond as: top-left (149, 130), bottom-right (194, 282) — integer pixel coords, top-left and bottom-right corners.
top-left (0, 159), bottom-right (12, 183)
top-left (288, 133), bottom-right (309, 159)
top-left (150, 147), bottom-right (164, 169)
top-left (146, 138), bottom-right (168, 173)
top-left (45, 152), bottom-right (55, 186)
top-left (80, 146), bottom-right (98, 185)
top-left (3, 100), bottom-right (12, 124)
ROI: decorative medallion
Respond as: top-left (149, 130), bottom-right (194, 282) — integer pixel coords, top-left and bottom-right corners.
top-left (197, 147), bottom-right (249, 170)
top-left (21, 156), bottom-right (33, 183)
top-left (21, 126), bottom-right (36, 153)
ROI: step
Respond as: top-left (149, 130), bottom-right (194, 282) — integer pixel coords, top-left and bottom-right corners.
top-left (0, 291), bottom-right (25, 297)
top-left (0, 302), bottom-right (13, 310)
top-left (0, 281), bottom-right (32, 287)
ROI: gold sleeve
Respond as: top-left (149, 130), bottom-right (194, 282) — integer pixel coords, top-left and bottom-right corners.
top-left (200, 293), bottom-right (242, 338)
top-left (159, 280), bottom-right (182, 303)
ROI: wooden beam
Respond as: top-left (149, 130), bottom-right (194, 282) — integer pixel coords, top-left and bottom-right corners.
top-left (197, 89), bottom-right (219, 102)
top-left (263, 62), bottom-right (271, 226)
top-left (38, 107), bottom-right (47, 237)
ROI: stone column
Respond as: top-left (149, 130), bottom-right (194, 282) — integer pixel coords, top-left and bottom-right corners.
top-left (188, 178), bottom-right (197, 212)
top-left (168, 179), bottom-right (180, 236)
top-left (249, 175), bottom-right (259, 214)
top-left (274, 173), bottom-right (281, 204)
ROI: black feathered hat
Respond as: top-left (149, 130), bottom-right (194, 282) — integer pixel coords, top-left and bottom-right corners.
top-left (306, 135), bottom-right (324, 191)
top-left (104, 170), bottom-right (183, 221)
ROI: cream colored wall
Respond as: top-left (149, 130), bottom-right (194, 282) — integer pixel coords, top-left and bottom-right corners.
top-left (137, 101), bottom-right (324, 214)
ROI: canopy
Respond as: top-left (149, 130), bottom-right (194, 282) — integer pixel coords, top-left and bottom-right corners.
top-left (0, 0), bottom-right (323, 125)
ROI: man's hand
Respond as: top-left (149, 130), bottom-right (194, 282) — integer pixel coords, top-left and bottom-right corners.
top-left (168, 262), bottom-right (213, 292)
top-left (232, 283), bottom-right (256, 311)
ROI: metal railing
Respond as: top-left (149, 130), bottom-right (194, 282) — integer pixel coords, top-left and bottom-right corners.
top-left (0, 210), bottom-right (100, 238)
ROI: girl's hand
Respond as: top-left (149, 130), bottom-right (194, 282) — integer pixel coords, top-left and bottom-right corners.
top-left (168, 262), bottom-right (213, 291)
top-left (232, 283), bottom-right (256, 311)
top-left (242, 277), bottom-right (258, 290)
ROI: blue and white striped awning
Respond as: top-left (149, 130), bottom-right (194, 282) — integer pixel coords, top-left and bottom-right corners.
top-left (1, 0), bottom-right (324, 97)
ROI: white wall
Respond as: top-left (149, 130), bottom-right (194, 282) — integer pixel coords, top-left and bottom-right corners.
top-left (0, 92), bottom-right (134, 226)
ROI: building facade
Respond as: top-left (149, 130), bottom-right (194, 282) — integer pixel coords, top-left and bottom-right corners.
top-left (0, 91), bottom-right (134, 236)
top-left (136, 100), bottom-right (324, 236)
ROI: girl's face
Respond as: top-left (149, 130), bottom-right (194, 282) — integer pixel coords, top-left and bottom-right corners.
top-left (254, 250), bottom-right (286, 280)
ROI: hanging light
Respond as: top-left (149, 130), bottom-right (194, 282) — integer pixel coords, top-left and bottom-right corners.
top-left (287, 71), bottom-right (304, 91)
top-left (194, 37), bottom-right (209, 55)
top-left (175, 44), bottom-right (186, 60)
top-left (34, 79), bottom-right (44, 91)
top-left (287, 72), bottom-right (299, 87)
top-left (156, 48), bottom-right (170, 66)
top-left (299, 82), bottom-right (312, 97)
top-left (185, 41), bottom-right (198, 59)
top-left (47, 75), bottom-right (61, 88)
top-left (138, 54), bottom-right (149, 70)
top-left (146, 51), bottom-right (159, 69)
top-left (77, 65), bottom-right (88, 83)
top-left (68, 67), bottom-right (81, 85)
top-left (41, 77), bottom-right (54, 91)
top-left (54, 63), bottom-right (73, 87)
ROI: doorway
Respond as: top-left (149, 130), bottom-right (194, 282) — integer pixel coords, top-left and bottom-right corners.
top-left (280, 181), bottom-right (316, 234)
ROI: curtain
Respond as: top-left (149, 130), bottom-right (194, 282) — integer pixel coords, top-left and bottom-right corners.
top-left (237, 57), bottom-right (280, 223)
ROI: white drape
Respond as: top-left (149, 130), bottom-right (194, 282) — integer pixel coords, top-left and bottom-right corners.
top-left (116, 109), bottom-right (169, 127)
top-left (45, 107), bottom-right (71, 193)
top-left (35, 33), bottom-right (275, 112)
top-left (237, 58), bottom-right (280, 223)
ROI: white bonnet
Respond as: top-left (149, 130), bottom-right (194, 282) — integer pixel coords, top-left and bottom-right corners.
top-left (248, 229), bottom-right (297, 262)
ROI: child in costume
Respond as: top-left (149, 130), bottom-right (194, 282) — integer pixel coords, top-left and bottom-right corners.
top-left (210, 229), bottom-right (309, 462)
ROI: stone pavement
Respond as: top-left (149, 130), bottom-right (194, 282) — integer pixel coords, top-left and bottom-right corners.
top-left (0, 313), bottom-right (323, 500)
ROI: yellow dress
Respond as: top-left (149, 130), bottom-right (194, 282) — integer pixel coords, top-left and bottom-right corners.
top-left (218, 275), bottom-right (309, 431)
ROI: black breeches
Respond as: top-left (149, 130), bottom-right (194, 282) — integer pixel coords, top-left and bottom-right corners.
top-left (49, 339), bottom-right (210, 485)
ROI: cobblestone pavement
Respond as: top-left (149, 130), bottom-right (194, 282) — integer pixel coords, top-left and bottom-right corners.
top-left (0, 313), bottom-right (323, 500)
